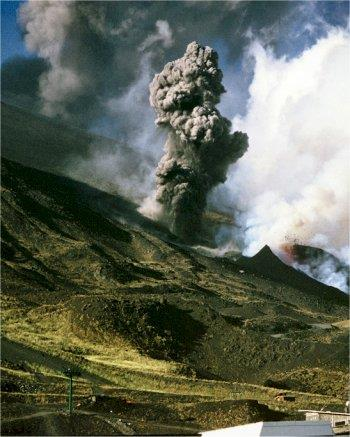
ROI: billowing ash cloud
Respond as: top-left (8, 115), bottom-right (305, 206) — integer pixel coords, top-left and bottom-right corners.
top-left (2, 0), bottom-right (344, 132)
top-left (149, 42), bottom-right (248, 241)
top-left (3, 0), bottom-right (348, 290)
top-left (17, 2), bottom-right (177, 127)
top-left (290, 245), bottom-right (349, 293)
top-left (14, 1), bottom-right (299, 128)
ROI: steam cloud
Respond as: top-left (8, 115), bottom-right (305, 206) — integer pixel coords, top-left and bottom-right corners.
top-left (294, 256), bottom-right (349, 293)
top-left (4, 1), bottom-right (348, 289)
top-left (18, 1), bottom-right (177, 127)
top-left (149, 42), bottom-right (248, 241)
top-left (212, 28), bottom-right (349, 291)
top-left (16, 1), bottom-right (304, 129)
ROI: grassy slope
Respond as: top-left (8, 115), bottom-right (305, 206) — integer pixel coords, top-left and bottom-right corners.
top-left (2, 157), bottom-right (348, 384)
top-left (1, 104), bottom-right (349, 430)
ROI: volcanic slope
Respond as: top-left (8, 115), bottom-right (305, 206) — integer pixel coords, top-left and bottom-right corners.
top-left (1, 102), bottom-right (142, 196)
top-left (1, 102), bottom-right (106, 174)
top-left (2, 153), bottom-right (348, 382)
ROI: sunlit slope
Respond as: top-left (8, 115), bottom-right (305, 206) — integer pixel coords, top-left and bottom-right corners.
top-left (1, 157), bottom-right (348, 392)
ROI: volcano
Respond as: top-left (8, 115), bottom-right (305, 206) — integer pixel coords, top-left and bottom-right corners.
top-left (1, 103), bottom-right (349, 434)
top-left (236, 245), bottom-right (348, 303)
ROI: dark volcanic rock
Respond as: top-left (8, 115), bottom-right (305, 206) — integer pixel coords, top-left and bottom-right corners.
top-left (237, 245), bottom-right (347, 305)
top-left (1, 157), bottom-right (348, 386)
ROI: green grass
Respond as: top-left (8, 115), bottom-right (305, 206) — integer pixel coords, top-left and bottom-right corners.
top-left (1, 155), bottom-right (349, 431)
top-left (2, 291), bottom-right (347, 414)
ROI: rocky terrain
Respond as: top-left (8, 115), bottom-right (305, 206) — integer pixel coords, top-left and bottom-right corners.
top-left (1, 103), bottom-right (349, 435)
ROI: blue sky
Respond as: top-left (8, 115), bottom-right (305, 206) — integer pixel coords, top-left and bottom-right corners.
top-left (1, 1), bottom-right (349, 285)
top-left (1, 1), bottom-right (348, 122)
top-left (1, 1), bottom-right (28, 63)
top-left (2, 1), bottom-right (349, 66)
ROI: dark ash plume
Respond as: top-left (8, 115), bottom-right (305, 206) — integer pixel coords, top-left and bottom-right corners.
top-left (150, 42), bottom-right (248, 241)
top-left (16, 1), bottom-right (294, 129)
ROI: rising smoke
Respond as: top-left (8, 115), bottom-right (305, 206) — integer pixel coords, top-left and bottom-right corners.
top-left (292, 248), bottom-right (349, 293)
top-left (211, 28), bottom-right (350, 291)
top-left (4, 1), bottom-right (348, 289)
top-left (15, 1), bottom-right (301, 129)
top-left (149, 42), bottom-right (248, 241)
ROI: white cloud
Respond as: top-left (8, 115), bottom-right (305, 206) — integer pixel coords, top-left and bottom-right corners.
top-left (19, 1), bottom-right (81, 117)
top-left (139, 20), bottom-right (174, 52)
top-left (218, 29), bottom-right (349, 270)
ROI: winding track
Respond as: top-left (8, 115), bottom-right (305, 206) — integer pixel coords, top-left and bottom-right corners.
top-left (1, 410), bottom-right (137, 435)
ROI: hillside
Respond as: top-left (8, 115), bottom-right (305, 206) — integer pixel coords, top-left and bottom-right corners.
top-left (2, 155), bottom-right (348, 367)
top-left (1, 102), bottom-right (137, 192)
top-left (236, 245), bottom-right (346, 304)
top-left (1, 106), bottom-right (349, 433)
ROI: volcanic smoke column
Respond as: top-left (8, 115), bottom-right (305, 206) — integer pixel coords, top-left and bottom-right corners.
top-left (150, 41), bottom-right (248, 241)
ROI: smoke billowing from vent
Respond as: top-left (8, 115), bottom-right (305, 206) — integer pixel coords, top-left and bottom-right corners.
top-left (211, 29), bottom-right (350, 291)
top-left (149, 42), bottom-right (248, 240)
top-left (6, 1), bottom-right (348, 289)
top-left (17, 1), bottom-right (177, 128)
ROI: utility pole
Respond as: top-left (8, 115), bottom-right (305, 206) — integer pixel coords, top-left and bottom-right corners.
top-left (63, 367), bottom-right (81, 415)
top-left (68, 372), bottom-right (73, 414)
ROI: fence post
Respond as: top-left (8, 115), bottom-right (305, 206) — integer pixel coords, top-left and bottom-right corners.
top-left (68, 374), bottom-right (73, 414)
top-left (63, 367), bottom-right (81, 415)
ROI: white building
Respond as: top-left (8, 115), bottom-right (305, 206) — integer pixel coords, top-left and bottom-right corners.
top-left (201, 420), bottom-right (334, 436)
top-left (300, 410), bottom-right (350, 428)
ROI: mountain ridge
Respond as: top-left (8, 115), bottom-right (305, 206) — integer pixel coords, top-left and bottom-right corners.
top-left (2, 157), bottom-right (348, 384)
top-left (236, 245), bottom-right (347, 303)
top-left (1, 105), bottom-right (349, 432)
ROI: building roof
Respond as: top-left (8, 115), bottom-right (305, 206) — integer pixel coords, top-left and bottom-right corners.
top-left (300, 410), bottom-right (350, 417)
top-left (201, 421), bottom-right (334, 436)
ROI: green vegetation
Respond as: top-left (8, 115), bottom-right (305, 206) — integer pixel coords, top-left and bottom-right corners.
top-left (264, 367), bottom-right (349, 397)
top-left (1, 107), bottom-right (349, 434)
